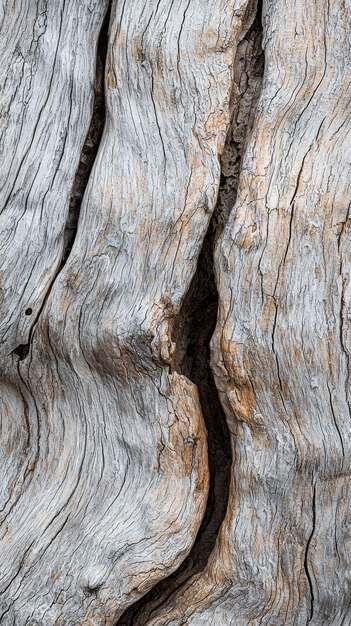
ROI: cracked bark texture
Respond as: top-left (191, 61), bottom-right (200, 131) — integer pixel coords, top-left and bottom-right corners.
top-left (139, 1), bottom-right (351, 625)
top-left (0, 0), bottom-right (255, 623)
top-left (1, 1), bottom-right (350, 625)
top-left (118, 10), bottom-right (264, 625)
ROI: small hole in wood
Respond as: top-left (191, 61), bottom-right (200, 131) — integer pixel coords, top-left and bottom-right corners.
top-left (13, 344), bottom-right (30, 360)
top-left (25, 308), bottom-right (32, 315)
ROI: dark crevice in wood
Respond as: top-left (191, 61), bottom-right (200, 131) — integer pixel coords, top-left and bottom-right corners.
top-left (304, 481), bottom-right (316, 622)
top-left (12, 3), bottom-right (112, 362)
top-left (116, 219), bottom-right (230, 626)
top-left (116, 5), bottom-right (264, 624)
top-left (61, 1), bottom-right (111, 263)
top-left (13, 344), bottom-right (30, 360)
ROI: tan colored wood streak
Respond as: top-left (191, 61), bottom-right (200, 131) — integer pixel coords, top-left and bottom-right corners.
top-left (0, 1), bottom-right (253, 623)
top-left (143, 1), bottom-right (351, 624)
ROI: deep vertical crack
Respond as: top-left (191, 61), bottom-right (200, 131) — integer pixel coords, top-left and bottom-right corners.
top-left (116, 6), bottom-right (264, 624)
top-left (61, 1), bottom-right (111, 263)
top-left (304, 481), bottom-right (316, 622)
top-left (13, 3), bottom-right (112, 360)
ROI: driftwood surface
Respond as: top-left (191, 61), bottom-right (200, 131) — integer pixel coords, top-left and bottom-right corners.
top-left (0, 0), bottom-right (350, 625)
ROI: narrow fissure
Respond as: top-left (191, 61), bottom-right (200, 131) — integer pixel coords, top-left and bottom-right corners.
top-left (304, 481), bottom-right (316, 622)
top-left (13, 2), bottom-right (112, 360)
top-left (61, 2), bottom-right (111, 263)
top-left (117, 6), bottom-right (264, 624)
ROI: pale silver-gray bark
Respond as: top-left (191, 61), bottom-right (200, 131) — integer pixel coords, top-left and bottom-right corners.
top-left (0, 0), bottom-right (350, 625)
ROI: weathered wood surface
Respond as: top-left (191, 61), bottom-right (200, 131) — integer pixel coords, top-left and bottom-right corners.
top-left (0, 0), bottom-right (257, 623)
top-left (1, 0), bottom-right (351, 624)
top-left (140, 0), bottom-right (351, 624)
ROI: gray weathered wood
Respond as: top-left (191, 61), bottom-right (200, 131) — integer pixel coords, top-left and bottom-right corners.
top-left (1, 0), bottom-right (351, 624)
top-left (0, 0), bottom-right (256, 623)
top-left (143, 0), bottom-right (351, 624)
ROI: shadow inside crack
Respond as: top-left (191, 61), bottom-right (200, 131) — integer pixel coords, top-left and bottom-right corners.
top-left (116, 3), bottom-right (264, 623)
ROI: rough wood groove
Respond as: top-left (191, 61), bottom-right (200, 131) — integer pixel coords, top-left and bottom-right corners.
top-left (117, 7), bottom-right (264, 623)
top-left (61, 3), bottom-right (112, 266)
top-left (0, 1), bottom-right (256, 623)
top-left (12, 3), bottom-right (112, 365)
top-left (140, 1), bottom-right (351, 624)
top-left (1, 0), bottom-right (350, 624)
top-left (0, 1), bottom-right (109, 360)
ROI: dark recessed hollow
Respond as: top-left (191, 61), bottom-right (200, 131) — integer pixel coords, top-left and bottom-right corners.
top-left (116, 3), bottom-right (264, 622)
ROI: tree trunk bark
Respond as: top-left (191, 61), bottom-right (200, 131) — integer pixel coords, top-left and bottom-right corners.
top-left (1, 1), bottom-right (350, 625)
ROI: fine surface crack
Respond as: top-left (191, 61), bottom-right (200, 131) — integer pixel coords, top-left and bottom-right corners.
top-left (304, 481), bottom-right (316, 622)
top-left (12, 2), bottom-right (112, 360)
top-left (116, 5), bottom-right (264, 624)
